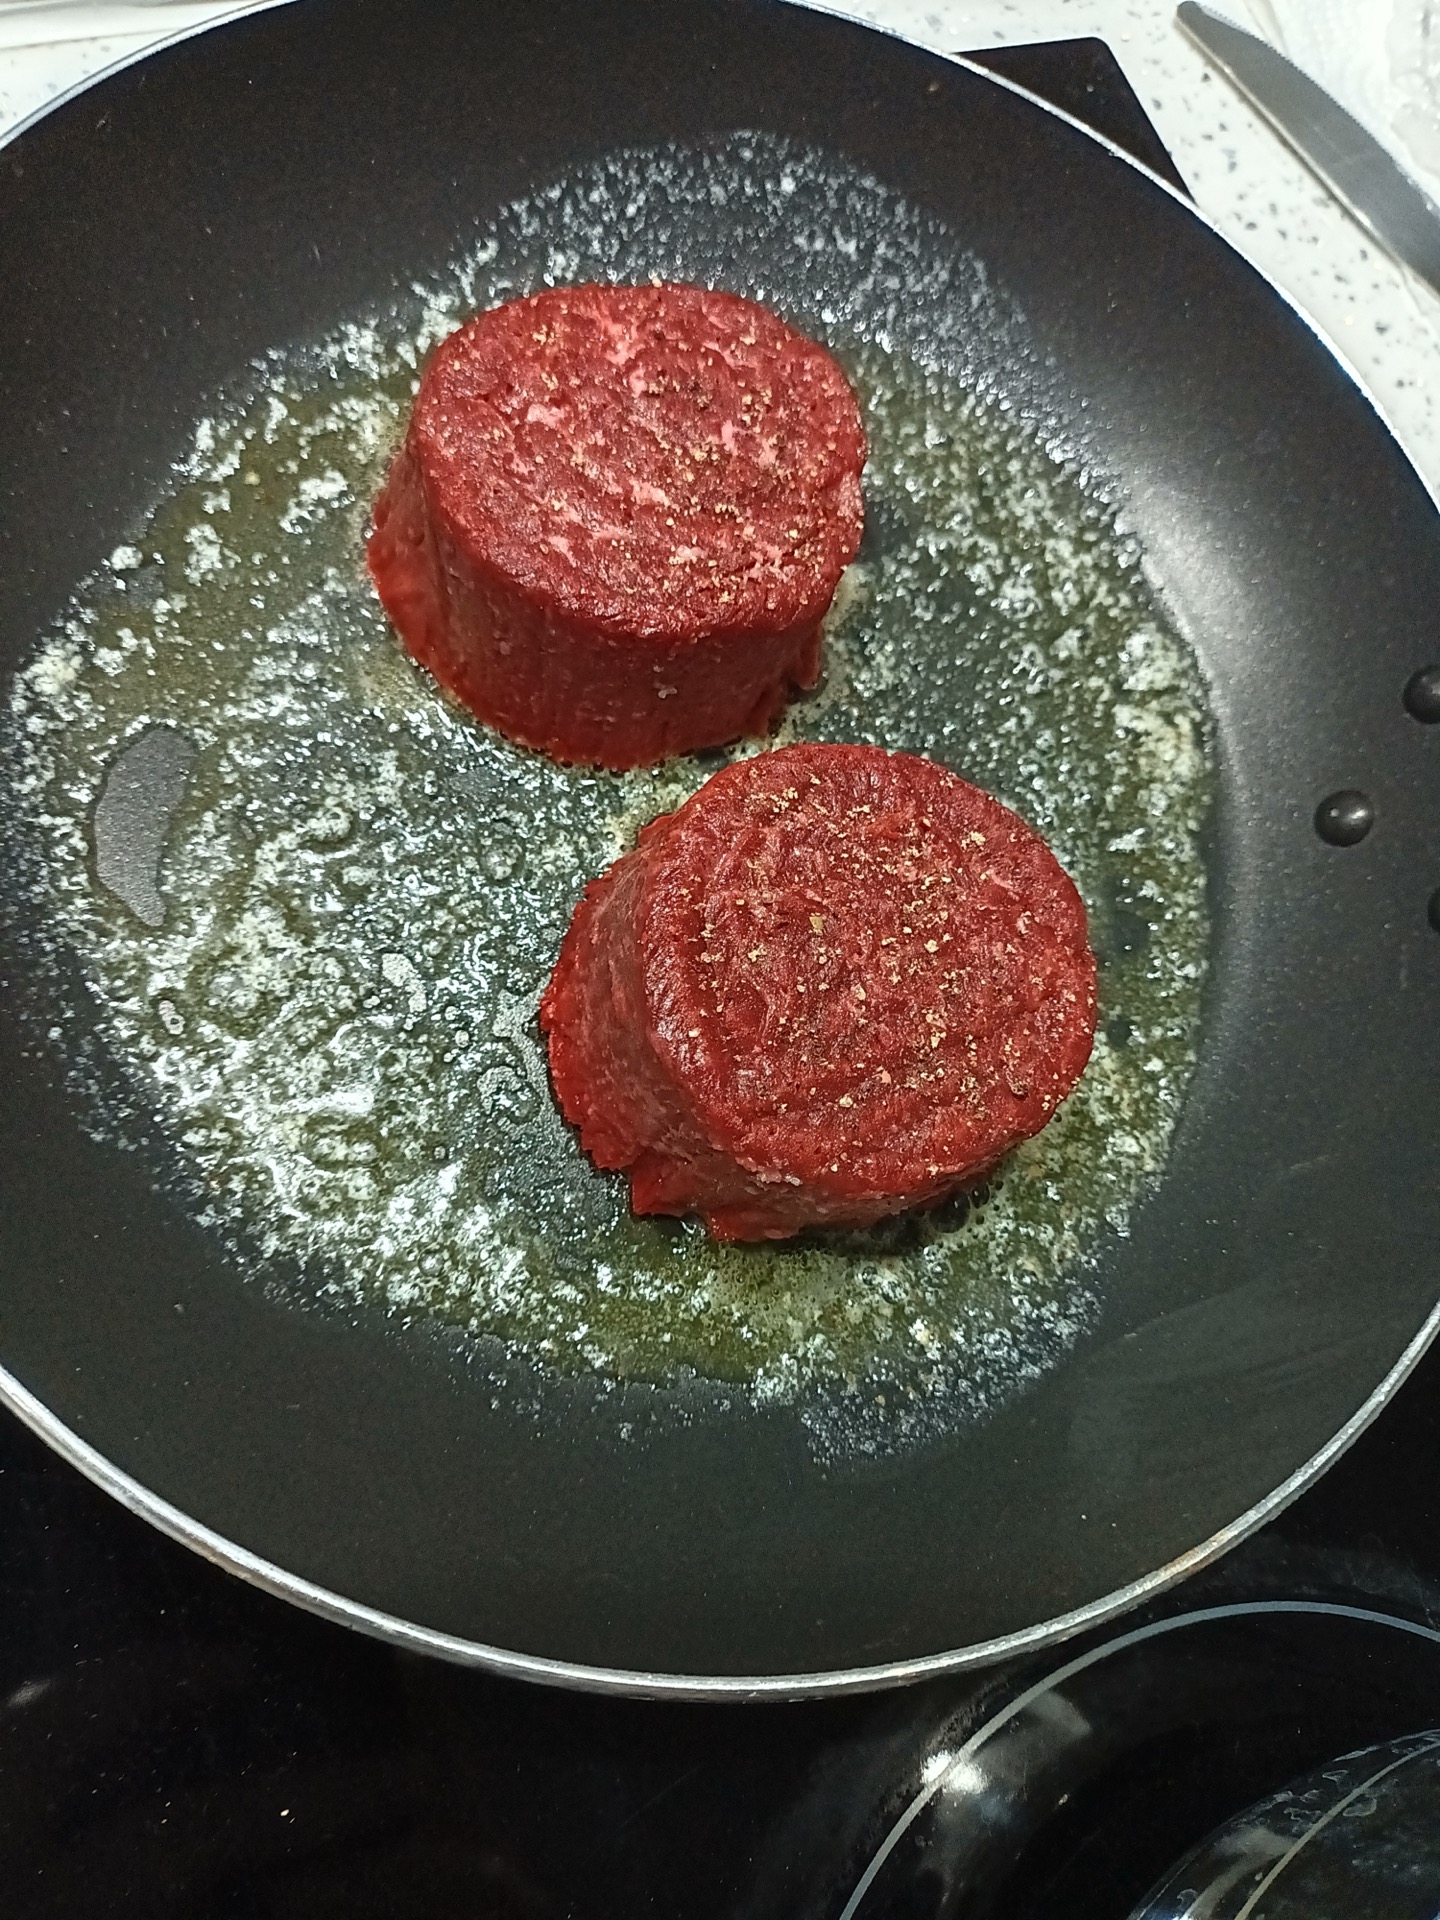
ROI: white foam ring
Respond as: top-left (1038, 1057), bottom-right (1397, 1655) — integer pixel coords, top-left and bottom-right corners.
top-left (0, 135), bottom-right (1213, 1464)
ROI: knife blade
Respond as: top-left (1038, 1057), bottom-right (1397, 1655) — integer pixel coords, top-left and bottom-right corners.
top-left (1176, 1), bottom-right (1440, 300)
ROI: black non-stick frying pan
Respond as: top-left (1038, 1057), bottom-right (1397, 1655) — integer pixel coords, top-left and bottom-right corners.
top-left (3, 0), bottom-right (1440, 1700)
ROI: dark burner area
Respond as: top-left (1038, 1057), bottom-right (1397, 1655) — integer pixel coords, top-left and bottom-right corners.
top-left (5, 34), bottom-right (1439, 1920)
top-left (6, 1334), bottom-right (1440, 1919)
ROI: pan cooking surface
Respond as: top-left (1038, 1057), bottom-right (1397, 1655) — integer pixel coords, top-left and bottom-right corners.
top-left (1, 137), bottom-right (1212, 1455)
top-left (1, 0), bottom-right (1438, 1687)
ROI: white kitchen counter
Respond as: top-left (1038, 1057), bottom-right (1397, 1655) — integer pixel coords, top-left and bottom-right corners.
top-left (4, 0), bottom-right (1439, 490)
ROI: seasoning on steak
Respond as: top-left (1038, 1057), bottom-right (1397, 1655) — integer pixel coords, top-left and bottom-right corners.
top-left (540, 743), bottom-right (1098, 1241)
top-left (367, 284), bottom-right (867, 771)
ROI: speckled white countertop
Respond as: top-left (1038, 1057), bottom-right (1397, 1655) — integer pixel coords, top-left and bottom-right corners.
top-left (3, 0), bottom-right (1439, 490)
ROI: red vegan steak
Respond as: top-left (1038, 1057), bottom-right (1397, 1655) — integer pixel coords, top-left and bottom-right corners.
top-left (540, 743), bottom-right (1098, 1240)
top-left (367, 284), bottom-right (867, 770)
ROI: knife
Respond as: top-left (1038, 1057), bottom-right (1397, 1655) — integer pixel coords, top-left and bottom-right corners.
top-left (1175, 1), bottom-right (1440, 300)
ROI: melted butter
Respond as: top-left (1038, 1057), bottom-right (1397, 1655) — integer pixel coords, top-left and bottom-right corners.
top-left (1, 136), bottom-right (1213, 1450)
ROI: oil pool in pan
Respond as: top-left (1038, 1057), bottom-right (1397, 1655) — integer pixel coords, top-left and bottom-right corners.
top-left (0, 138), bottom-right (1213, 1458)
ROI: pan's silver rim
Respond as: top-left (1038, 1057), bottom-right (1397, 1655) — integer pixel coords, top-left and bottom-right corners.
top-left (6, 1300), bottom-right (1440, 1703)
top-left (0, 0), bottom-right (296, 150)
top-left (2, 0), bottom-right (1439, 1701)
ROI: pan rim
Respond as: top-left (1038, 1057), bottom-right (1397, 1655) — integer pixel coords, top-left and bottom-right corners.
top-left (4, 1304), bottom-right (1440, 1699)
top-left (3, 0), bottom-right (1438, 1698)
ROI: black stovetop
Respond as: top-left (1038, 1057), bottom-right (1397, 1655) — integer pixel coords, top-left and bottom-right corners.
top-left (4, 38), bottom-right (1439, 1920)
top-left (5, 1325), bottom-right (1440, 1919)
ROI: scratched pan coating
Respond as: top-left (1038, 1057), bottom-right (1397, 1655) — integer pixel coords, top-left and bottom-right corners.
top-left (0, 0), bottom-right (1438, 1693)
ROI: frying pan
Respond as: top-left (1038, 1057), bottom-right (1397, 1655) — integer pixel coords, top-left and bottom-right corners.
top-left (2, 0), bottom-right (1439, 1700)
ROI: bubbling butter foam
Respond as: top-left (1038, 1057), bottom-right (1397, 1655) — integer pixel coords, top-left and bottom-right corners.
top-left (1, 136), bottom-right (1213, 1455)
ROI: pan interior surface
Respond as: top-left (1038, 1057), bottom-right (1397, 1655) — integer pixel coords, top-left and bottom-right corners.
top-left (0, 0), bottom-right (1438, 1688)
top-left (4, 134), bottom-right (1212, 1457)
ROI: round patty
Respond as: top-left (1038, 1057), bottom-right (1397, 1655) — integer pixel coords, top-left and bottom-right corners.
top-left (540, 743), bottom-right (1098, 1240)
top-left (367, 284), bottom-right (866, 770)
